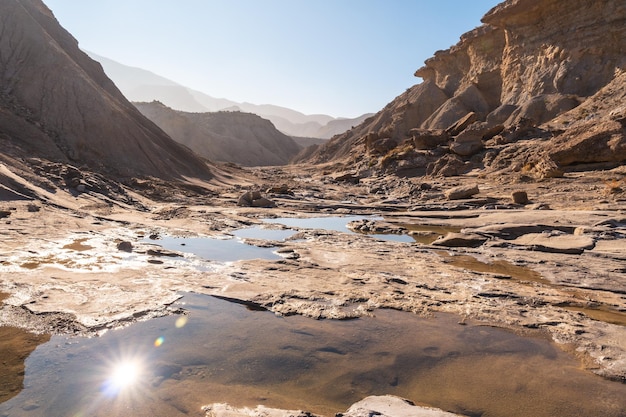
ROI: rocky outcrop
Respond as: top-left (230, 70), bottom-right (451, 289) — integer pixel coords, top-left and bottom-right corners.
top-left (0, 0), bottom-right (212, 181)
top-left (302, 0), bottom-right (626, 178)
top-left (135, 101), bottom-right (302, 166)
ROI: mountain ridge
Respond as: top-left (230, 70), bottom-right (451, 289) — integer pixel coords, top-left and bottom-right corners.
top-left (87, 52), bottom-right (370, 139)
top-left (134, 101), bottom-right (302, 167)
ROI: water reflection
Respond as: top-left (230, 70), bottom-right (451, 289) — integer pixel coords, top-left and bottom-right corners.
top-left (146, 235), bottom-right (282, 262)
top-left (264, 215), bottom-right (372, 233)
top-left (2, 293), bottom-right (625, 417)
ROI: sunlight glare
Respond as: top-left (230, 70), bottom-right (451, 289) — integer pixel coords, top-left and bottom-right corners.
top-left (109, 360), bottom-right (140, 389)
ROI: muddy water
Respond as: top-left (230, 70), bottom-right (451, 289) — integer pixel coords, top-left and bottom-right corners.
top-left (437, 252), bottom-right (626, 326)
top-left (436, 252), bottom-right (547, 284)
top-left (1, 294), bottom-right (625, 417)
top-left (0, 293), bottom-right (51, 405)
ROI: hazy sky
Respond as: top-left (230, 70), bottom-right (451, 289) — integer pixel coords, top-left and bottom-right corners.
top-left (44, 1), bottom-right (500, 117)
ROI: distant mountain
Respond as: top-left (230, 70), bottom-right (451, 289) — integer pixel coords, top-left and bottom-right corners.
top-left (87, 52), bottom-right (368, 139)
top-left (0, 0), bottom-right (211, 181)
top-left (134, 101), bottom-right (302, 166)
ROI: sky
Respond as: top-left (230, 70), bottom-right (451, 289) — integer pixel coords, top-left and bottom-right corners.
top-left (44, 1), bottom-right (500, 118)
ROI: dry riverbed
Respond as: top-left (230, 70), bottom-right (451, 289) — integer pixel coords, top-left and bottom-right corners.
top-left (1, 168), bottom-right (625, 416)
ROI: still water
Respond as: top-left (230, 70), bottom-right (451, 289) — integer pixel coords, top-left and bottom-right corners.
top-left (1, 293), bottom-right (625, 417)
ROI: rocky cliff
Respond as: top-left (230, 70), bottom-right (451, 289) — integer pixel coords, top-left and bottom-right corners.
top-left (0, 0), bottom-right (212, 181)
top-left (135, 101), bottom-right (302, 166)
top-left (301, 0), bottom-right (626, 179)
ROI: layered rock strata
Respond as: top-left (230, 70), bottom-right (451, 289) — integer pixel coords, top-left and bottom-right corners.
top-left (301, 0), bottom-right (626, 179)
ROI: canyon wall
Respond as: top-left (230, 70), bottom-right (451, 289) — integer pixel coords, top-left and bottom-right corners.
top-left (302, 0), bottom-right (625, 178)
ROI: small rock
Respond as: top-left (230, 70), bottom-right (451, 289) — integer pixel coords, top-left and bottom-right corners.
top-left (0, 210), bottom-right (11, 218)
top-left (76, 183), bottom-right (86, 193)
top-left (27, 203), bottom-right (40, 212)
top-left (511, 191), bottom-right (529, 204)
top-left (445, 184), bottom-right (479, 200)
top-left (117, 241), bottom-right (133, 252)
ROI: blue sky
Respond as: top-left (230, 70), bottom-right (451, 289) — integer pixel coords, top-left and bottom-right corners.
top-left (44, 1), bottom-right (500, 117)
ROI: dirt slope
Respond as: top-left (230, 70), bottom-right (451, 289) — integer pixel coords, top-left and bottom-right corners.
top-left (0, 0), bottom-right (212, 181)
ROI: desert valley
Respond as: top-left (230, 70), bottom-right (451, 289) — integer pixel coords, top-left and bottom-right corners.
top-left (1, 0), bottom-right (625, 416)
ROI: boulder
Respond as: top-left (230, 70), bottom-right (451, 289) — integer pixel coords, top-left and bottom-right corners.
top-left (366, 136), bottom-right (398, 154)
top-left (237, 191), bottom-right (276, 208)
top-left (341, 395), bottom-right (465, 417)
top-left (116, 241), bottom-right (133, 252)
top-left (548, 119), bottom-right (626, 166)
top-left (426, 155), bottom-right (470, 177)
top-left (410, 129), bottom-right (449, 150)
top-left (445, 112), bottom-right (479, 136)
top-left (511, 191), bottom-right (529, 204)
top-left (201, 396), bottom-right (464, 417)
top-left (445, 184), bottom-right (479, 200)
top-left (251, 197), bottom-right (277, 208)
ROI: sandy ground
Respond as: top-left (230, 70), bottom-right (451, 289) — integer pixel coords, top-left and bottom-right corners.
top-left (1, 165), bottom-right (625, 406)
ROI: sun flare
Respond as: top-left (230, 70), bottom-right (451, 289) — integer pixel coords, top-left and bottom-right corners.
top-left (109, 360), bottom-right (141, 390)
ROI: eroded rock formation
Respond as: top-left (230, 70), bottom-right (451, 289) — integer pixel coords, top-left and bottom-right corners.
top-left (301, 0), bottom-right (626, 179)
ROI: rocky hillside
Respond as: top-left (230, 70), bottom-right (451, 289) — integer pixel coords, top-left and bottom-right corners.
top-left (301, 0), bottom-right (626, 180)
top-left (0, 0), bottom-right (212, 181)
top-left (135, 101), bottom-right (302, 166)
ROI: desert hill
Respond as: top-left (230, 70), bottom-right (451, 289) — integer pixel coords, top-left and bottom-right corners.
top-left (88, 52), bottom-right (367, 139)
top-left (301, 0), bottom-right (626, 180)
top-left (0, 0), bottom-right (212, 184)
top-left (134, 101), bottom-right (302, 166)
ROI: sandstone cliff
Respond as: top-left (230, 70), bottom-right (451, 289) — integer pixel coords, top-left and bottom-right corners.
top-left (135, 101), bottom-right (302, 166)
top-left (0, 0), bottom-right (212, 181)
top-left (301, 0), bottom-right (626, 179)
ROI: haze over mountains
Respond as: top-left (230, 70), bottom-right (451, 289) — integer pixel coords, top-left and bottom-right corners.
top-left (0, 0), bottom-right (212, 183)
top-left (134, 101), bottom-right (302, 166)
top-left (88, 52), bottom-right (372, 140)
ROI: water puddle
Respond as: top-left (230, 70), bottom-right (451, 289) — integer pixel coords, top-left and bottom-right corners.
top-left (1, 293), bottom-right (625, 417)
top-left (436, 252), bottom-right (626, 326)
top-left (436, 251), bottom-right (548, 284)
top-left (146, 235), bottom-right (283, 262)
top-left (560, 304), bottom-right (626, 327)
top-left (0, 293), bottom-right (52, 405)
top-left (403, 224), bottom-right (462, 244)
top-left (232, 227), bottom-right (295, 241)
top-left (263, 216), bottom-right (416, 243)
top-left (263, 215), bottom-right (370, 233)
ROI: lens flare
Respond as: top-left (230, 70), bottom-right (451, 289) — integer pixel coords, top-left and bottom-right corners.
top-left (175, 316), bottom-right (188, 328)
top-left (154, 336), bottom-right (164, 347)
top-left (110, 360), bottom-right (140, 389)
top-left (101, 356), bottom-right (145, 397)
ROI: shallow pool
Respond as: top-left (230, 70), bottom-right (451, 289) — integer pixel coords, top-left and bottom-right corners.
top-left (1, 293), bottom-right (625, 417)
top-left (146, 235), bottom-right (283, 262)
